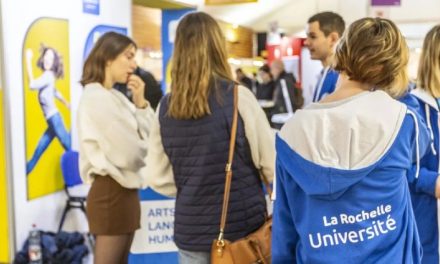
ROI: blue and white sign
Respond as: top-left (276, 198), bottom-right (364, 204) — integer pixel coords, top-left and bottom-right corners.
top-left (83, 0), bottom-right (100, 15)
top-left (129, 189), bottom-right (178, 264)
top-left (83, 25), bottom-right (127, 60)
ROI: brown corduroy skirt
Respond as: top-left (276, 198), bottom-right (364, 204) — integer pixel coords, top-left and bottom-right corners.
top-left (86, 175), bottom-right (140, 235)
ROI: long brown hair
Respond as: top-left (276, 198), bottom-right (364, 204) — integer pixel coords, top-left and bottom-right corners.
top-left (80, 32), bottom-right (136, 86)
top-left (168, 12), bottom-right (234, 119)
top-left (417, 25), bottom-right (440, 97)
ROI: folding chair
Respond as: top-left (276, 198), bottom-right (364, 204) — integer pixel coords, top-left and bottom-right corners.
top-left (58, 151), bottom-right (94, 249)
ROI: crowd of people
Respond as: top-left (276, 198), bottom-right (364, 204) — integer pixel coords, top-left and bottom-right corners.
top-left (76, 9), bottom-right (440, 264)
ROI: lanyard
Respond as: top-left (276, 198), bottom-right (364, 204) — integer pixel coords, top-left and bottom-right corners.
top-left (313, 67), bottom-right (329, 102)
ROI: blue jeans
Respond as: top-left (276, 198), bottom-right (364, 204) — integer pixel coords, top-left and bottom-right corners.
top-left (178, 249), bottom-right (210, 264)
top-left (26, 113), bottom-right (71, 175)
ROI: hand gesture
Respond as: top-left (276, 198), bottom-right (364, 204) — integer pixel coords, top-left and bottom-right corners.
top-left (127, 74), bottom-right (147, 108)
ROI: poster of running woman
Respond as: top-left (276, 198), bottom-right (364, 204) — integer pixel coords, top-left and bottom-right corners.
top-left (22, 18), bottom-right (71, 200)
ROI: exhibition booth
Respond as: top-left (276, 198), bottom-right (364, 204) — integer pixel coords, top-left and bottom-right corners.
top-left (1, 0), bottom-right (440, 263)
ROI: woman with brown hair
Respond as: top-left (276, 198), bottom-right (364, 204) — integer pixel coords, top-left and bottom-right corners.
top-left (77, 32), bottom-right (154, 264)
top-left (146, 12), bottom-right (274, 264)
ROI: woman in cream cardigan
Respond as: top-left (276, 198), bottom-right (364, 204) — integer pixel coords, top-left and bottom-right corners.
top-left (77, 32), bottom-right (154, 264)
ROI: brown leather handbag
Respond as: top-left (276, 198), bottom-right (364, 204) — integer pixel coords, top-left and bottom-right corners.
top-left (211, 85), bottom-right (272, 264)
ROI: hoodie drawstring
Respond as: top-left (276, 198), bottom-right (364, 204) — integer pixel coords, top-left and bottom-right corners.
top-left (425, 104), bottom-right (437, 155)
top-left (407, 109), bottom-right (421, 179)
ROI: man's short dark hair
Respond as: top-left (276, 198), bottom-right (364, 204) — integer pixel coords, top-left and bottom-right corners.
top-left (308, 12), bottom-right (345, 37)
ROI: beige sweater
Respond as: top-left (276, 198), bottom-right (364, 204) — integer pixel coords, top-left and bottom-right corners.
top-left (77, 82), bottom-right (154, 189)
top-left (145, 85), bottom-right (275, 197)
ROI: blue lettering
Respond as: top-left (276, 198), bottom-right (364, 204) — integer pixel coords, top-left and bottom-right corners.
top-left (147, 207), bottom-right (175, 217)
top-left (148, 234), bottom-right (174, 244)
top-left (148, 221), bottom-right (174, 231)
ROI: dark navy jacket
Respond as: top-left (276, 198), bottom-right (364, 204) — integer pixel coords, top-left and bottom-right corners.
top-left (158, 80), bottom-right (267, 251)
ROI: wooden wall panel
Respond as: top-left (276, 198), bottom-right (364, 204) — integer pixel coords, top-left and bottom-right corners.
top-left (230, 25), bottom-right (254, 58)
top-left (132, 5), bottom-right (253, 58)
top-left (219, 21), bottom-right (254, 58)
top-left (132, 5), bottom-right (161, 50)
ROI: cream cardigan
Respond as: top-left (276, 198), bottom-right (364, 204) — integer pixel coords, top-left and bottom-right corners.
top-left (77, 82), bottom-right (154, 189)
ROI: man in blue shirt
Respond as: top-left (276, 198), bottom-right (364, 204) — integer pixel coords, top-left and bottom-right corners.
top-left (305, 12), bottom-right (345, 102)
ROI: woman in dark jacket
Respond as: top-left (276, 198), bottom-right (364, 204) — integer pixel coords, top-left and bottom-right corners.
top-left (256, 64), bottom-right (276, 100)
top-left (146, 12), bottom-right (274, 264)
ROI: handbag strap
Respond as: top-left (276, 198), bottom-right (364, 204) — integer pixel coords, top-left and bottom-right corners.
top-left (217, 85), bottom-right (273, 244)
top-left (218, 85), bottom-right (239, 242)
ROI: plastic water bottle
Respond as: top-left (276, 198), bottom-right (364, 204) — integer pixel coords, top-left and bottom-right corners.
top-left (28, 224), bottom-right (42, 264)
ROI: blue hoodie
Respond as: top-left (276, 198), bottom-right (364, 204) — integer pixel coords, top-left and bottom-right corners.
top-left (312, 68), bottom-right (339, 102)
top-left (401, 89), bottom-right (440, 264)
top-left (272, 91), bottom-right (429, 263)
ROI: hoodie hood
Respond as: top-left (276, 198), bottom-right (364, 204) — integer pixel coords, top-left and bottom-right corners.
top-left (411, 87), bottom-right (439, 111)
top-left (277, 90), bottom-right (407, 198)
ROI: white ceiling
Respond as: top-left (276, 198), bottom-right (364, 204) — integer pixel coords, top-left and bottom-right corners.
top-left (178, 0), bottom-right (440, 47)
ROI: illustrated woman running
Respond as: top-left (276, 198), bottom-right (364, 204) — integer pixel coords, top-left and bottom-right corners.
top-left (25, 44), bottom-right (71, 175)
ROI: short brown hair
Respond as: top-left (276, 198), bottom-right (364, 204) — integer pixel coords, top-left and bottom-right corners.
top-left (308, 12), bottom-right (345, 37)
top-left (417, 25), bottom-right (440, 97)
top-left (333, 17), bottom-right (409, 98)
top-left (168, 12), bottom-right (234, 119)
top-left (80, 32), bottom-right (136, 86)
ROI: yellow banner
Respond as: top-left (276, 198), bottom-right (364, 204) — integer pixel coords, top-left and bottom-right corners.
top-left (23, 18), bottom-right (70, 200)
top-left (0, 89), bottom-right (9, 262)
top-left (205, 0), bottom-right (257, 5)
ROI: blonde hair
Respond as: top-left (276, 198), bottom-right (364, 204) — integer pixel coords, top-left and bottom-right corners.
top-left (333, 17), bottom-right (409, 98)
top-left (417, 25), bottom-right (440, 98)
top-left (168, 12), bottom-right (234, 119)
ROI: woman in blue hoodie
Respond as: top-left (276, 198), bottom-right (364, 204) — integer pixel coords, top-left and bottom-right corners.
top-left (272, 17), bottom-right (430, 263)
top-left (401, 25), bottom-right (440, 264)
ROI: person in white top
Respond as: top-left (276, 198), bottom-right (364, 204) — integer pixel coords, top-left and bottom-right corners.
top-left (25, 45), bottom-right (71, 175)
top-left (77, 32), bottom-right (154, 264)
